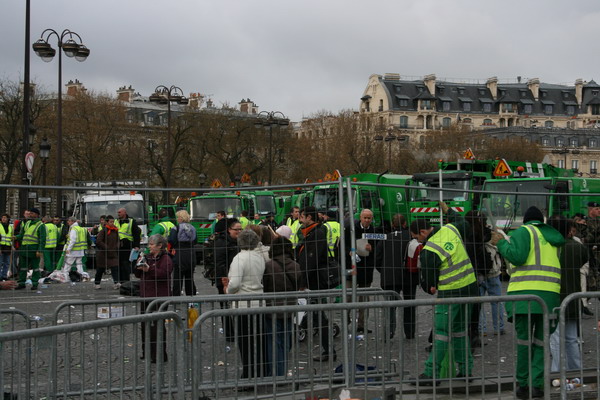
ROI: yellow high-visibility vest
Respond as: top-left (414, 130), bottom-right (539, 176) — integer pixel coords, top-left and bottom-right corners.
top-left (423, 223), bottom-right (476, 291)
top-left (115, 218), bottom-right (134, 241)
top-left (507, 224), bottom-right (561, 294)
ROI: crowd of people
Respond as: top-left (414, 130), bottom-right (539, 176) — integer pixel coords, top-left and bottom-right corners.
top-left (2, 200), bottom-right (599, 397)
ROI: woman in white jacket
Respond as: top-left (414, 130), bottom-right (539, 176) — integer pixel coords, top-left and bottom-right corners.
top-left (223, 228), bottom-right (265, 381)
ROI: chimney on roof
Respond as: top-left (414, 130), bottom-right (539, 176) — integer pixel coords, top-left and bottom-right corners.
top-left (239, 98), bottom-right (258, 114)
top-left (423, 74), bottom-right (436, 96)
top-left (575, 79), bottom-right (584, 106)
top-left (66, 79), bottom-right (86, 96)
top-left (486, 77), bottom-right (498, 100)
top-left (116, 85), bottom-right (135, 103)
top-left (383, 73), bottom-right (400, 81)
top-left (188, 92), bottom-right (204, 109)
top-left (527, 78), bottom-right (540, 101)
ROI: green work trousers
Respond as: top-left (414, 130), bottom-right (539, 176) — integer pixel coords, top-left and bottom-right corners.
top-left (424, 302), bottom-right (473, 378)
top-left (514, 313), bottom-right (548, 389)
top-left (18, 245), bottom-right (40, 286)
top-left (43, 248), bottom-right (56, 272)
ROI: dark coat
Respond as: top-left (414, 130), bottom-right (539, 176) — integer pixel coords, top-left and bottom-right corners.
top-left (345, 221), bottom-right (383, 286)
top-left (134, 250), bottom-right (173, 298)
top-left (560, 238), bottom-right (588, 320)
top-left (214, 232), bottom-right (239, 289)
top-left (264, 253), bottom-right (306, 308)
top-left (378, 229), bottom-right (410, 288)
top-left (297, 223), bottom-right (329, 290)
top-left (95, 227), bottom-right (120, 269)
top-left (168, 223), bottom-right (197, 272)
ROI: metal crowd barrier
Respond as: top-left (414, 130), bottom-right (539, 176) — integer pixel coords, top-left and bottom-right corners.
top-left (556, 291), bottom-right (600, 400)
top-left (0, 311), bottom-right (185, 399)
top-left (190, 294), bottom-right (550, 400)
top-left (0, 309), bottom-right (36, 397)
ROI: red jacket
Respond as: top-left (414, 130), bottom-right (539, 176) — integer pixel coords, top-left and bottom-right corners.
top-left (134, 251), bottom-right (173, 298)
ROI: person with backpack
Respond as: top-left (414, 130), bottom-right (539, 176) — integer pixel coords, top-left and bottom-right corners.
top-left (168, 210), bottom-right (197, 296)
top-left (377, 213), bottom-right (415, 339)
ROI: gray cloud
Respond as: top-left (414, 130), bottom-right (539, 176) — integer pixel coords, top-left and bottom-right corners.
top-left (2, 0), bottom-right (600, 120)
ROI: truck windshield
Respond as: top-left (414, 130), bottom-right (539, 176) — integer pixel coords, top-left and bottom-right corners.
top-left (313, 188), bottom-right (357, 212)
top-left (480, 180), bottom-right (551, 229)
top-left (189, 198), bottom-right (241, 221)
top-left (255, 196), bottom-right (276, 215)
top-left (409, 178), bottom-right (469, 202)
top-left (84, 201), bottom-right (145, 225)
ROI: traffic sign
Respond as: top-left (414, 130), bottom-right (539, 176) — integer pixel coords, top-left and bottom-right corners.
top-left (211, 179), bottom-right (223, 188)
top-left (493, 159), bottom-right (513, 177)
top-left (240, 173), bottom-right (251, 183)
top-left (25, 152), bottom-right (35, 173)
top-left (38, 197), bottom-right (52, 203)
top-left (463, 148), bottom-right (475, 160)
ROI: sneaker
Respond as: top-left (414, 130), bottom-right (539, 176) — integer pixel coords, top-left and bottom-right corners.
top-left (455, 373), bottom-right (474, 383)
top-left (113, 283), bottom-right (121, 290)
top-left (94, 284), bottom-right (101, 290)
top-left (15, 284), bottom-right (26, 290)
top-left (410, 373), bottom-right (440, 386)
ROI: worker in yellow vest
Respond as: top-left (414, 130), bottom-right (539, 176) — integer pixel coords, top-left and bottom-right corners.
top-left (286, 207), bottom-right (301, 248)
top-left (151, 208), bottom-right (175, 238)
top-left (0, 213), bottom-right (14, 280)
top-left (239, 210), bottom-right (250, 229)
top-left (410, 202), bottom-right (478, 386)
top-left (62, 217), bottom-right (88, 277)
top-left (492, 206), bottom-right (563, 399)
top-left (16, 208), bottom-right (46, 290)
top-left (42, 215), bottom-right (58, 273)
top-left (322, 210), bottom-right (341, 258)
top-left (115, 208), bottom-right (141, 288)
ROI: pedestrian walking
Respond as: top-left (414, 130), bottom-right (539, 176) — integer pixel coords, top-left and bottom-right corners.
top-left (0, 213), bottom-right (14, 280)
top-left (548, 216), bottom-right (587, 372)
top-left (135, 234), bottom-right (173, 363)
top-left (15, 208), bottom-right (45, 290)
top-left (168, 210), bottom-right (197, 296)
top-left (492, 206), bottom-right (564, 399)
top-left (222, 229), bottom-right (265, 382)
top-left (94, 215), bottom-right (120, 289)
top-left (115, 207), bottom-right (141, 288)
top-left (410, 202), bottom-right (478, 385)
top-left (62, 217), bottom-right (88, 278)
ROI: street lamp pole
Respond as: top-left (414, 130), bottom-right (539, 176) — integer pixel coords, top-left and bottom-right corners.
top-left (20, 0), bottom-right (32, 214)
top-left (149, 85), bottom-right (188, 204)
top-left (374, 127), bottom-right (397, 171)
top-left (33, 29), bottom-right (90, 217)
top-left (39, 138), bottom-right (51, 216)
top-left (254, 111), bottom-right (290, 185)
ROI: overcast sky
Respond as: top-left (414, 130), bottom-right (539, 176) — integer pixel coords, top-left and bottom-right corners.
top-left (2, 0), bottom-right (600, 121)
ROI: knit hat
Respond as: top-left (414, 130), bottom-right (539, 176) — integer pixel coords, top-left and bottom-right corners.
top-left (523, 206), bottom-right (544, 224)
top-left (588, 201), bottom-right (600, 208)
top-left (275, 225), bottom-right (292, 239)
top-left (28, 207), bottom-right (41, 216)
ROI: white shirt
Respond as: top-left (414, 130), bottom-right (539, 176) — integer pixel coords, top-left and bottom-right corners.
top-left (227, 249), bottom-right (265, 308)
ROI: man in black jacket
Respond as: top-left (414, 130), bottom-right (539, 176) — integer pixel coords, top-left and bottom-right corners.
top-left (214, 218), bottom-right (241, 342)
top-left (297, 206), bottom-right (336, 361)
top-left (345, 209), bottom-right (383, 333)
top-left (377, 213), bottom-right (415, 339)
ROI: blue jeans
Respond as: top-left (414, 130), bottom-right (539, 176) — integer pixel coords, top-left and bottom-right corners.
top-left (479, 275), bottom-right (505, 333)
top-left (550, 321), bottom-right (581, 372)
top-left (264, 316), bottom-right (292, 377)
top-left (0, 253), bottom-right (10, 279)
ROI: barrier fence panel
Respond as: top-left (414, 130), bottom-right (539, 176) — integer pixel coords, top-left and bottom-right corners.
top-left (189, 294), bottom-right (549, 400)
top-left (0, 311), bottom-right (185, 399)
top-left (556, 291), bottom-right (600, 400)
top-left (0, 309), bottom-right (36, 397)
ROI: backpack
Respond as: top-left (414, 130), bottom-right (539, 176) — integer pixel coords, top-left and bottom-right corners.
top-left (176, 223), bottom-right (196, 242)
top-left (202, 234), bottom-right (217, 285)
top-left (120, 280), bottom-right (140, 296)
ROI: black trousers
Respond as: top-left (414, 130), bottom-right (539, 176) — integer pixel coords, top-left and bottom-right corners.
top-left (118, 242), bottom-right (133, 283)
top-left (141, 300), bottom-right (168, 362)
top-left (236, 314), bottom-right (264, 379)
top-left (384, 270), bottom-right (419, 339)
top-left (172, 266), bottom-right (196, 296)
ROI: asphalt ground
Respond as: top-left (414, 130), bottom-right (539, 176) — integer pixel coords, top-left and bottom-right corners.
top-left (1, 269), bottom-right (599, 399)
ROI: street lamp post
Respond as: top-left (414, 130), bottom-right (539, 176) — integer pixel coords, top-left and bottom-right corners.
top-left (149, 85), bottom-right (188, 204)
top-left (20, 0), bottom-right (32, 214)
top-left (33, 29), bottom-right (90, 217)
top-left (374, 128), bottom-right (397, 171)
top-left (39, 138), bottom-right (51, 216)
top-left (254, 111), bottom-right (290, 185)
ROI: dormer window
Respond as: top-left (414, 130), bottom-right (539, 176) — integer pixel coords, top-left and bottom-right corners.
top-left (479, 89), bottom-right (486, 95)
top-left (417, 86), bottom-right (424, 93)
top-left (458, 87), bottom-right (465, 95)
top-left (593, 90), bottom-right (599, 96)
top-left (541, 91), bottom-right (547, 98)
